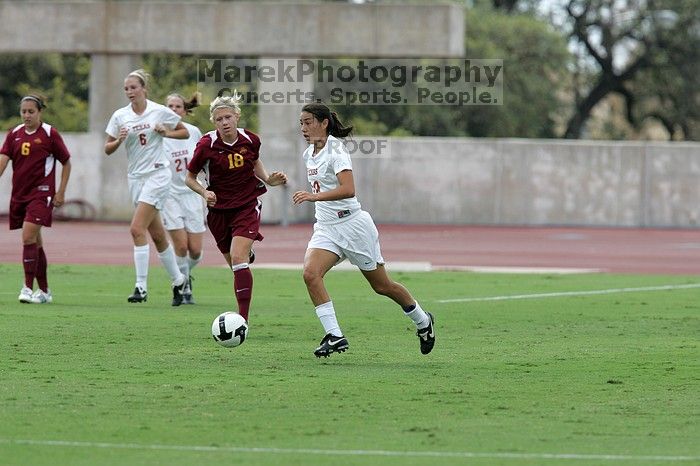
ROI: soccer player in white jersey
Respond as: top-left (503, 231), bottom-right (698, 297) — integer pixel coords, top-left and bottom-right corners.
top-left (293, 102), bottom-right (435, 358)
top-left (162, 92), bottom-right (206, 304)
top-left (104, 69), bottom-right (189, 306)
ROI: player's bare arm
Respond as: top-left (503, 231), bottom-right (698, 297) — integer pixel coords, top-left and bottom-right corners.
top-left (253, 159), bottom-right (288, 186)
top-left (104, 127), bottom-right (128, 155)
top-left (54, 159), bottom-right (72, 207)
top-left (293, 169), bottom-right (355, 204)
top-left (0, 153), bottom-right (9, 177)
top-left (155, 121), bottom-right (189, 140)
top-left (185, 171), bottom-right (216, 206)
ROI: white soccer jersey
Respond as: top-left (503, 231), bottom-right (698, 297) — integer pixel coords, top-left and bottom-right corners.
top-left (163, 121), bottom-right (202, 195)
top-left (303, 135), bottom-right (361, 224)
top-left (105, 99), bottom-right (181, 177)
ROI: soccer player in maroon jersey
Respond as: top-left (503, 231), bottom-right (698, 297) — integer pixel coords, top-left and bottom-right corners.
top-left (185, 93), bottom-right (287, 322)
top-left (0, 94), bottom-right (72, 304)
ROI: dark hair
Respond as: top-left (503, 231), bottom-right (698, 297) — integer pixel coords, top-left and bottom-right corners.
top-left (301, 102), bottom-right (353, 138)
top-left (167, 92), bottom-right (201, 115)
top-left (21, 94), bottom-right (46, 110)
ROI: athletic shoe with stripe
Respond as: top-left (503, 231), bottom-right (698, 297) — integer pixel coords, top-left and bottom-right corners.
top-left (171, 280), bottom-right (185, 307)
top-left (128, 286), bottom-right (147, 303)
top-left (18, 286), bottom-right (33, 304)
top-left (314, 333), bottom-right (349, 358)
top-left (30, 289), bottom-right (53, 304)
top-left (416, 312), bottom-right (436, 355)
top-left (182, 275), bottom-right (195, 305)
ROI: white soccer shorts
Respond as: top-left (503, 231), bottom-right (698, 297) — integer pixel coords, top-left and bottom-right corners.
top-left (128, 167), bottom-right (171, 210)
top-left (161, 192), bottom-right (206, 233)
top-left (307, 210), bottom-right (385, 271)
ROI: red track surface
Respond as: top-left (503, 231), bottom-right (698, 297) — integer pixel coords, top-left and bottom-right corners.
top-left (2, 220), bottom-right (700, 274)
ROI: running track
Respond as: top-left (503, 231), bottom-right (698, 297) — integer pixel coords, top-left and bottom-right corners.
top-left (2, 220), bottom-right (700, 275)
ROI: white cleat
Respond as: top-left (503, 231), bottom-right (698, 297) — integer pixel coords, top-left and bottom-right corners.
top-left (30, 289), bottom-right (53, 304)
top-left (18, 286), bottom-right (34, 303)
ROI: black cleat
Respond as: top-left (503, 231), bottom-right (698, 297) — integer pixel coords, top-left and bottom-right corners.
top-left (171, 280), bottom-right (185, 307)
top-left (127, 286), bottom-right (148, 303)
top-left (182, 276), bottom-right (195, 304)
top-left (314, 333), bottom-right (349, 358)
top-left (417, 312), bottom-right (435, 355)
top-left (249, 248), bottom-right (256, 264)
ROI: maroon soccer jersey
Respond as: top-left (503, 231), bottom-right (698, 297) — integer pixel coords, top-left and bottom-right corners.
top-left (0, 123), bottom-right (71, 202)
top-left (188, 128), bottom-right (267, 209)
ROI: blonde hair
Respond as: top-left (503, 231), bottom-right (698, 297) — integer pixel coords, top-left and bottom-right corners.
top-left (209, 90), bottom-right (243, 122)
top-left (126, 69), bottom-right (151, 90)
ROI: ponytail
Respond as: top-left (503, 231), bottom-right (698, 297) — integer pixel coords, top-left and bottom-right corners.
top-left (302, 103), bottom-right (353, 139)
top-left (167, 92), bottom-right (201, 115)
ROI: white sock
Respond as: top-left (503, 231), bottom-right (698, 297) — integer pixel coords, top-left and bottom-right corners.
top-left (157, 244), bottom-right (185, 286)
top-left (403, 301), bottom-right (430, 329)
top-left (188, 252), bottom-right (202, 273)
top-left (133, 244), bottom-right (149, 290)
top-left (315, 301), bottom-right (342, 337)
top-left (176, 254), bottom-right (189, 279)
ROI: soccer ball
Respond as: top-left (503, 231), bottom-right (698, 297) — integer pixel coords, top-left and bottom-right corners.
top-left (211, 312), bottom-right (248, 348)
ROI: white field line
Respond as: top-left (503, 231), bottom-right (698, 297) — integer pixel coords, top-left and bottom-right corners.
top-left (0, 439), bottom-right (697, 462)
top-left (438, 283), bottom-right (700, 303)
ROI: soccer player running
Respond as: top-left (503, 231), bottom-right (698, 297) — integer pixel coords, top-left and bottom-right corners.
top-left (104, 69), bottom-right (189, 306)
top-left (185, 92), bottom-right (287, 322)
top-left (162, 92), bottom-right (205, 304)
top-left (0, 94), bottom-right (72, 304)
top-left (292, 102), bottom-right (435, 358)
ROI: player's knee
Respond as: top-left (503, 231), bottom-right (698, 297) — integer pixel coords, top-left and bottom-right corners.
top-left (129, 225), bottom-right (147, 242)
top-left (303, 268), bottom-right (322, 287)
top-left (230, 253), bottom-right (248, 265)
top-left (22, 233), bottom-right (39, 245)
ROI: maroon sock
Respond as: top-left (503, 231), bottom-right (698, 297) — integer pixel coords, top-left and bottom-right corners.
top-left (233, 267), bottom-right (253, 321)
top-left (22, 243), bottom-right (38, 289)
top-left (36, 247), bottom-right (48, 292)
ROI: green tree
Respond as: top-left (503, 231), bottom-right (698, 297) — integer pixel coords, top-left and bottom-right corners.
top-left (462, 7), bottom-right (571, 137)
top-left (626, 0), bottom-right (700, 139)
top-left (335, 6), bottom-right (570, 138)
top-left (559, 0), bottom-right (699, 140)
top-left (0, 54), bottom-right (90, 132)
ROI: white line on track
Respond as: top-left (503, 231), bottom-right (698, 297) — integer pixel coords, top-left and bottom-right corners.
top-left (0, 439), bottom-right (697, 462)
top-left (437, 283), bottom-right (700, 303)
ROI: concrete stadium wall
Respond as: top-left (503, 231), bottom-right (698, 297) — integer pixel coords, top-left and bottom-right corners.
top-left (1, 134), bottom-right (698, 228)
top-left (348, 138), bottom-right (700, 227)
top-left (0, 2), bottom-right (463, 57)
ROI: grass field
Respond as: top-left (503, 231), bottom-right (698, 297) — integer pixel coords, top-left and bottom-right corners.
top-left (0, 263), bottom-right (698, 466)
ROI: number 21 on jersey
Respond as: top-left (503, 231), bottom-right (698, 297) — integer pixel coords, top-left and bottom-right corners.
top-left (174, 157), bottom-right (189, 172)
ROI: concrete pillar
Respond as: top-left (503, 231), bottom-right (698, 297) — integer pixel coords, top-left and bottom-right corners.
top-left (90, 53), bottom-right (140, 219)
top-left (257, 58), bottom-right (315, 225)
top-left (89, 54), bottom-right (140, 132)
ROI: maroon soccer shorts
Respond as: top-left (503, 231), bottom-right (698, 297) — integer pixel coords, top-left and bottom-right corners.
top-left (207, 200), bottom-right (264, 254)
top-left (9, 196), bottom-right (54, 230)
